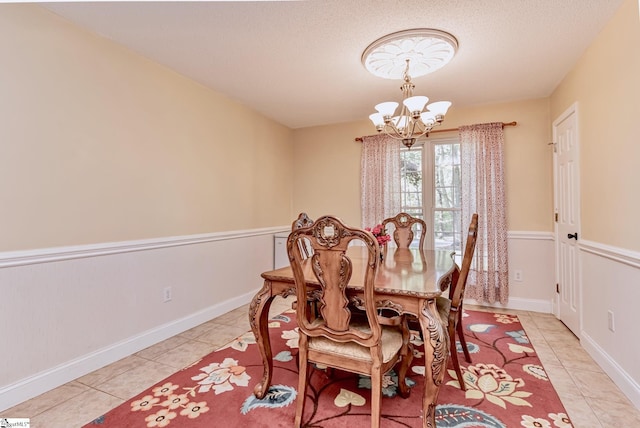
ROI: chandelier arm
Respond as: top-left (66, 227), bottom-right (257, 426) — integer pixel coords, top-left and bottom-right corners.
top-left (383, 120), bottom-right (405, 140)
top-left (411, 122), bottom-right (430, 141)
top-left (412, 120), bottom-right (430, 137)
top-left (407, 118), bottom-right (421, 139)
top-left (383, 122), bottom-right (401, 139)
top-left (399, 104), bottom-right (410, 139)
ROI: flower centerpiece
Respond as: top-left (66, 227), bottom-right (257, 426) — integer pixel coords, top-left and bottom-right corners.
top-left (365, 224), bottom-right (391, 259)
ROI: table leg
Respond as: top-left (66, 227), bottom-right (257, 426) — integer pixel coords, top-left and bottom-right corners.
top-left (249, 280), bottom-right (275, 398)
top-left (418, 298), bottom-right (449, 428)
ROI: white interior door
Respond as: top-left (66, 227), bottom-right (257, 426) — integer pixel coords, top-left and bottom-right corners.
top-left (553, 103), bottom-right (581, 337)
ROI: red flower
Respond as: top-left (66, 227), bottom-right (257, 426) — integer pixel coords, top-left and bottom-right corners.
top-left (367, 224), bottom-right (390, 246)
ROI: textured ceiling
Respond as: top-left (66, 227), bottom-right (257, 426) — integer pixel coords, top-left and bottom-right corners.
top-left (42, 0), bottom-right (623, 129)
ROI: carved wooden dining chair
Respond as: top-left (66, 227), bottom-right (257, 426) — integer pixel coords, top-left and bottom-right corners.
top-left (287, 215), bottom-right (412, 428)
top-left (438, 213), bottom-right (478, 391)
top-left (382, 212), bottom-right (427, 249)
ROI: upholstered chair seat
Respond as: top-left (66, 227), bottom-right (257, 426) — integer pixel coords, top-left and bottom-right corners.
top-left (307, 319), bottom-right (404, 364)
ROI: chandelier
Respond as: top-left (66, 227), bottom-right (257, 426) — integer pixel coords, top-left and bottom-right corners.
top-left (362, 29), bottom-right (458, 149)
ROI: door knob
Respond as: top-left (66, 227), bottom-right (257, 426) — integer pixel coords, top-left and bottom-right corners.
top-left (567, 233), bottom-right (578, 240)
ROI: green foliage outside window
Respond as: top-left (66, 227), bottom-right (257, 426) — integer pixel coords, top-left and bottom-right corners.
top-left (400, 142), bottom-right (462, 253)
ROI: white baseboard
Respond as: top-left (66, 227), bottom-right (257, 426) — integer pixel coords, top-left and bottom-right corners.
top-left (581, 331), bottom-right (640, 409)
top-left (466, 297), bottom-right (553, 314)
top-left (0, 289), bottom-right (259, 412)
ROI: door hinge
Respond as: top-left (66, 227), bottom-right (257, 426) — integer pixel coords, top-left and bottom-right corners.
top-left (556, 283), bottom-right (559, 293)
top-left (555, 212), bottom-right (558, 222)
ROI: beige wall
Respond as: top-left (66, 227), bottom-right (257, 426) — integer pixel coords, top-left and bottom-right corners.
top-left (0, 5), bottom-right (294, 252)
top-left (551, 0), bottom-right (640, 252)
top-left (293, 98), bottom-right (552, 232)
top-left (0, 3), bottom-right (631, 252)
top-left (549, 0), bottom-right (640, 403)
top-left (292, 121), bottom-right (370, 227)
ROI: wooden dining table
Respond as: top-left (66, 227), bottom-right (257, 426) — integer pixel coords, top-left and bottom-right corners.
top-left (249, 246), bottom-right (456, 428)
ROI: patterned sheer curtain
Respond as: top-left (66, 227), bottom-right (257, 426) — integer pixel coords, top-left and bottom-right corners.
top-left (360, 134), bottom-right (402, 228)
top-left (460, 123), bottom-right (509, 304)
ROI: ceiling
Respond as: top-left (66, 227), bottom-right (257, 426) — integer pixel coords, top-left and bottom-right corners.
top-left (41, 0), bottom-right (622, 130)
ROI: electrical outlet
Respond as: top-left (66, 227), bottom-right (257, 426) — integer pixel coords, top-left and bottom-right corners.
top-left (163, 287), bottom-right (172, 303)
top-left (513, 270), bottom-right (523, 282)
top-left (607, 310), bottom-right (615, 332)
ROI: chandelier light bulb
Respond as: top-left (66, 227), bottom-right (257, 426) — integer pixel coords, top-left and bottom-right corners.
top-left (375, 102), bottom-right (399, 118)
top-left (403, 96), bottom-right (429, 117)
top-left (427, 101), bottom-right (452, 116)
top-left (369, 113), bottom-right (385, 129)
top-left (420, 111), bottom-right (437, 126)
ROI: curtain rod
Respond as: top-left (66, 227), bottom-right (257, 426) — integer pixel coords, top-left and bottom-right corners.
top-left (354, 121), bottom-right (517, 142)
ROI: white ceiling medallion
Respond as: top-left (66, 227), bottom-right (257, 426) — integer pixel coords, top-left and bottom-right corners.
top-left (361, 29), bottom-right (458, 80)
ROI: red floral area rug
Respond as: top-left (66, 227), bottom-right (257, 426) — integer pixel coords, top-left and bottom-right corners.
top-left (84, 309), bottom-right (573, 427)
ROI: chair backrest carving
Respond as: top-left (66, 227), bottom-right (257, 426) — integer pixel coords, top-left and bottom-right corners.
top-left (287, 215), bottom-right (381, 346)
top-left (382, 212), bottom-right (427, 249)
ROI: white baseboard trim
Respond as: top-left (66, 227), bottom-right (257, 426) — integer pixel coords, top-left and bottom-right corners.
top-left (466, 297), bottom-right (553, 314)
top-left (581, 331), bottom-right (640, 409)
top-left (0, 288), bottom-right (260, 412)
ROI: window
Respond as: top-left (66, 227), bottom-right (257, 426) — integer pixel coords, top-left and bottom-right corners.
top-left (399, 148), bottom-right (423, 218)
top-left (400, 139), bottom-right (462, 252)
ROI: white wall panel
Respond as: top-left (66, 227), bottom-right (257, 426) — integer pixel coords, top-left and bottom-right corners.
top-left (579, 240), bottom-right (640, 409)
top-left (3, 230), bottom-right (637, 412)
top-left (0, 227), bottom-right (287, 411)
top-left (466, 231), bottom-right (556, 313)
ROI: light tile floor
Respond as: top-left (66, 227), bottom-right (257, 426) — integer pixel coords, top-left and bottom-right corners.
top-left (4, 298), bottom-right (640, 427)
